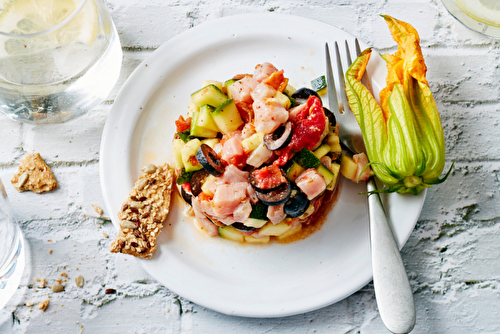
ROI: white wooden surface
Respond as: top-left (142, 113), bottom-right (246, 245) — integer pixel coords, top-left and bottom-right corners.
top-left (1, 0), bottom-right (500, 333)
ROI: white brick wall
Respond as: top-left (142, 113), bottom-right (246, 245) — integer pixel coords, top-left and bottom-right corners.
top-left (1, 0), bottom-right (500, 332)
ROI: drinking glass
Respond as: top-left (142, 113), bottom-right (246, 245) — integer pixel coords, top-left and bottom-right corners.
top-left (0, 0), bottom-right (122, 124)
top-left (0, 178), bottom-right (25, 309)
top-left (442, 0), bottom-right (500, 38)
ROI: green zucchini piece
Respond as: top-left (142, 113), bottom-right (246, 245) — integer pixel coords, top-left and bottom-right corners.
top-left (317, 164), bottom-right (335, 188)
top-left (190, 110), bottom-right (218, 138)
top-left (172, 138), bottom-right (185, 170)
top-left (274, 91), bottom-right (292, 109)
top-left (181, 139), bottom-right (203, 172)
top-left (211, 99), bottom-right (244, 134)
top-left (285, 161), bottom-right (305, 182)
top-left (201, 138), bottom-right (220, 149)
top-left (294, 148), bottom-right (321, 169)
top-left (327, 163), bottom-right (340, 191)
top-left (219, 226), bottom-right (244, 242)
top-left (249, 203), bottom-right (268, 220)
top-left (176, 169), bottom-right (195, 185)
top-left (313, 144), bottom-right (331, 159)
top-left (197, 105), bottom-right (220, 132)
top-left (191, 84), bottom-right (228, 108)
top-left (243, 218), bottom-right (268, 229)
top-left (311, 75), bottom-right (327, 92)
top-left (224, 79), bottom-right (239, 99)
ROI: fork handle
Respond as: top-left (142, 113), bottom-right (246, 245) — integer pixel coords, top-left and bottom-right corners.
top-left (367, 178), bottom-right (416, 334)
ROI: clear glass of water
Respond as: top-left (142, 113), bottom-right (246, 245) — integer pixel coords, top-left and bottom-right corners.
top-left (442, 0), bottom-right (500, 38)
top-left (0, 0), bottom-right (122, 124)
top-left (0, 178), bottom-right (25, 309)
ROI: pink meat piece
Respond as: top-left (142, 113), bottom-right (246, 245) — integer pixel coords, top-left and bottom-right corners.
top-left (353, 152), bottom-right (371, 182)
top-left (221, 164), bottom-right (249, 184)
top-left (246, 184), bottom-right (259, 204)
top-left (296, 168), bottom-right (327, 200)
top-left (253, 99), bottom-right (289, 134)
top-left (267, 204), bottom-right (286, 225)
top-left (288, 103), bottom-right (307, 123)
top-left (233, 200), bottom-right (252, 222)
top-left (250, 82), bottom-right (277, 101)
top-left (254, 62), bottom-right (278, 82)
top-left (221, 137), bottom-right (244, 165)
top-left (229, 76), bottom-right (259, 104)
top-left (213, 182), bottom-right (248, 217)
top-left (191, 198), bottom-right (219, 237)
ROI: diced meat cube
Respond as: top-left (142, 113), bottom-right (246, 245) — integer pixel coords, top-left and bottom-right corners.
top-left (295, 168), bottom-right (327, 200)
top-left (229, 76), bottom-right (259, 103)
top-left (213, 182), bottom-right (248, 216)
top-left (267, 204), bottom-right (286, 225)
top-left (254, 62), bottom-right (278, 82)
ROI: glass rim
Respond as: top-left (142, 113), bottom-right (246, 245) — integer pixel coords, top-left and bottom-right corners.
top-left (0, 0), bottom-right (88, 39)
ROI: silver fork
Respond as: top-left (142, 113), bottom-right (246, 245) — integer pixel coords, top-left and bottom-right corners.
top-left (326, 41), bottom-right (416, 334)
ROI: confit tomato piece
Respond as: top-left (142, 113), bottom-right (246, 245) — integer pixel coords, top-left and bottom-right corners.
top-left (274, 96), bottom-right (327, 166)
top-left (250, 164), bottom-right (287, 190)
top-left (175, 115), bottom-right (191, 132)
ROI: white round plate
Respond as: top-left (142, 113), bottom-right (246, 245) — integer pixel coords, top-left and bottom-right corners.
top-left (100, 13), bottom-right (426, 318)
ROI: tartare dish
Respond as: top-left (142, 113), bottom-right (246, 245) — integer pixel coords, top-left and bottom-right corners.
top-left (172, 62), bottom-right (363, 243)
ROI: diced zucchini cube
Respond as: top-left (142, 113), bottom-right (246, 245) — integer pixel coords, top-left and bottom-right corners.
top-left (211, 99), bottom-right (244, 134)
top-left (273, 91), bottom-right (292, 109)
top-left (172, 138), bottom-right (185, 170)
top-left (259, 221), bottom-right (291, 236)
top-left (241, 132), bottom-right (264, 152)
top-left (294, 148), bottom-right (321, 169)
top-left (181, 139), bottom-right (203, 172)
top-left (327, 163), bottom-right (340, 190)
top-left (190, 110), bottom-right (218, 138)
top-left (340, 155), bottom-right (358, 182)
top-left (219, 226), bottom-right (244, 242)
top-left (313, 144), bottom-right (331, 159)
top-left (317, 164), bottom-right (335, 187)
top-left (197, 105), bottom-right (220, 132)
top-left (285, 161), bottom-right (305, 182)
top-left (244, 235), bottom-right (271, 243)
top-left (191, 84), bottom-right (228, 108)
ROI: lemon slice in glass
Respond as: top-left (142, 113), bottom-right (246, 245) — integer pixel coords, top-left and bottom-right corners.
top-left (454, 0), bottom-right (500, 27)
top-left (0, 0), bottom-right (99, 57)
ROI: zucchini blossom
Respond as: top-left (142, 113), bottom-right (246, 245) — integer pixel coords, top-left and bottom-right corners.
top-left (345, 15), bottom-right (452, 195)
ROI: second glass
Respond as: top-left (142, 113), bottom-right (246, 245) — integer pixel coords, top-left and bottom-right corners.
top-left (0, 0), bottom-right (122, 124)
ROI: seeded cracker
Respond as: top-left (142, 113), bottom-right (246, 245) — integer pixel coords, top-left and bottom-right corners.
top-left (110, 164), bottom-right (174, 259)
top-left (11, 153), bottom-right (57, 193)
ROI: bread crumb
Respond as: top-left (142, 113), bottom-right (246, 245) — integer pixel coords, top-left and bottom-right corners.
top-left (92, 204), bottom-right (103, 217)
top-left (60, 273), bottom-right (68, 278)
top-left (37, 300), bottom-right (49, 311)
top-left (49, 249), bottom-right (52, 254)
top-left (103, 233), bottom-right (109, 238)
top-left (25, 302), bottom-right (34, 307)
top-left (75, 275), bottom-right (84, 288)
top-left (51, 284), bottom-right (64, 293)
top-left (39, 278), bottom-right (47, 288)
top-left (10, 153), bottom-right (57, 193)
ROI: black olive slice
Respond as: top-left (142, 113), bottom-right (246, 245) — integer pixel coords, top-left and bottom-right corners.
top-left (249, 165), bottom-right (288, 194)
top-left (323, 107), bottom-right (336, 127)
top-left (180, 186), bottom-right (192, 205)
top-left (190, 169), bottom-right (210, 197)
top-left (256, 182), bottom-right (291, 206)
top-left (196, 144), bottom-right (225, 176)
top-left (263, 121), bottom-right (293, 151)
top-left (291, 87), bottom-right (322, 105)
top-left (231, 222), bottom-right (256, 232)
top-left (284, 185), bottom-right (310, 218)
